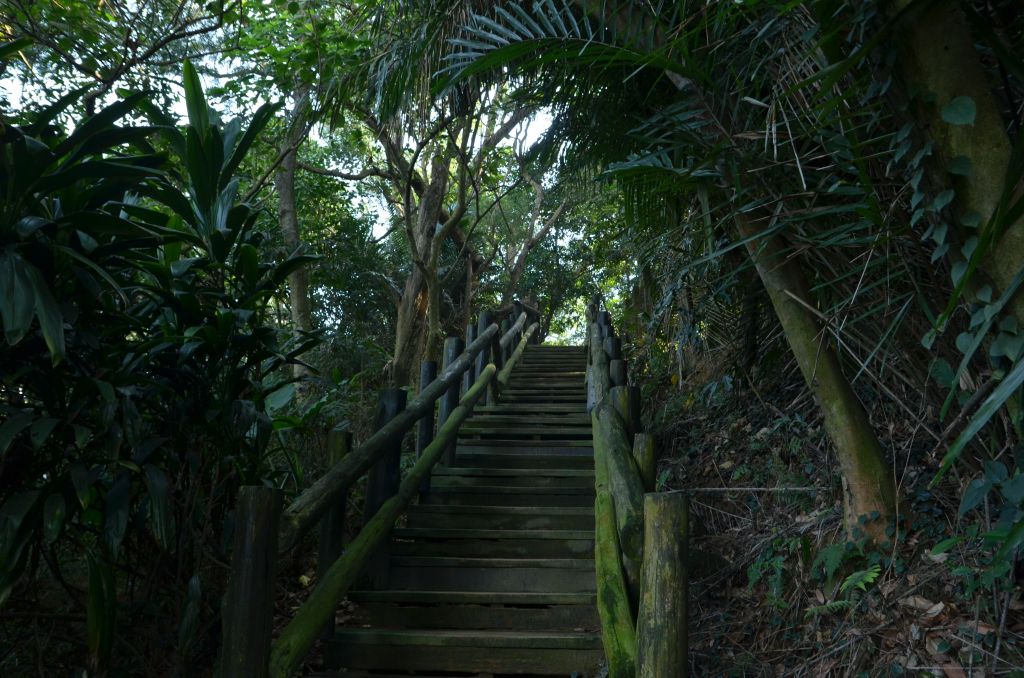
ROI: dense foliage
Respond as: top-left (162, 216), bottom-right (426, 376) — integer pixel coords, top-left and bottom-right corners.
top-left (3, 0), bottom-right (1024, 674)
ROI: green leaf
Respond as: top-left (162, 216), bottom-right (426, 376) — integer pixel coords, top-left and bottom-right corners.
top-left (70, 463), bottom-right (94, 509)
top-left (43, 494), bottom-right (66, 544)
top-left (959, 478), bottom-right (991, 515)
top-left (949, 156), bottom-right (972, 176)
top-left (103, 475), bottom-right (131, 554)
top-left (0, 37), bottom-right (32, 61)
top-left (941, 96), bottom-right (977, 126)
top-left (1000, 473), bottom-right (1024, 504)
top-left (840, 564), bottom-right (880, 593)
top-left (23, 262), bottom-right (65, 364)
top-left (86, 550), bottom-right (116, 672)
top-left (143, 465), bottom-right (174, 550)
top-left (0, 410), bottom-right (35, 455)
top-left (931, 536), bottom-right (964, 556)
top-left (934, 356), bottom-right (1024, 484)
top-left (0, 253), bottom-right (35, 346)
top-left (30, 417), bottom-right (59, 449)
top-left (182, 60), bottom-right (209, 134)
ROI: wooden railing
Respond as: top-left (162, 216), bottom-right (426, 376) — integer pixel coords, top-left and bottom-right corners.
top-left (586, 297), bottom-right (689, 678)
top-left (219, 303), bottom-right (540, 678)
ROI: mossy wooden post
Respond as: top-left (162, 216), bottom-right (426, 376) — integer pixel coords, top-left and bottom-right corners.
top-left (592, 401), bottom-right (645, 560)
top-left (438, 337), bottom-right (463, 467)
top-left (633, 433), bottom-right (657, 493)
top-left (463, 324), bottom-right (478, 395)
top-left (610, 385), bottom-right (642, 440)
top-left (317, 427), bottom-right (351, 639)
top-left (222, 486), bottom-right (282, 678)
top-left (609, 359), bottom-right (628, 387)
top-left (363, 388), bottom-right (406, 588)
top-left (638, 492), bottom-right (689, 678)
top-left (416, 360), bottom-right (438, 493)
top-left (594, 490), bottom-right (638, 678)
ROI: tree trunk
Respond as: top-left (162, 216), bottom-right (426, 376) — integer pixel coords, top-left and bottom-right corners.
top-left (392, 266), bottom-right (427, 388)
top-left (735, 212), bottom-right (897, 539)
top-left (276, 89), bottom-right (313, 380)
top-left (887, 0), bottom-right (1024, 322)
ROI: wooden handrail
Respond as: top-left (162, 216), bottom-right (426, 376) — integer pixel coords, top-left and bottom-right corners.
top-left (498, 311), bottom-right (528, 350)
top-left (268, 363), bottom-right (498, 677)
top-left (497, 322), bottom-right (538, 388)
top-left (586, 300), bottom-right (689, 677)
top-left (278, 323), bottom-right (500, 551)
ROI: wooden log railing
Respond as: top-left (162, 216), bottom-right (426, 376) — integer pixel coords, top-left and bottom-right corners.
top-left (586, 296), bottom-right (689, 678)
top-left (220, 302), bottom-right (540, 678)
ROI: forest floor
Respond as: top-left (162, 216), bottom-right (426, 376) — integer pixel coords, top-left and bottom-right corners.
top-left (655, 372), bottom-right (1024, 676)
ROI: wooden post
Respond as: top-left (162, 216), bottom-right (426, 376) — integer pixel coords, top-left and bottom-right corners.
top-left (609, 359), bottom-right (628, 387)
top-left (317, 427), bottom-right (351, 639)
top-left (633, 433), bottom-right (657, 493)
top-left (592, 401), bottom-right (645, 560)
top-left (638, 492), bottom-right (689, 678)
top-left (363, 388), bottom-right (406, 588)
top-left (594, 490), bottom-right (638, 677)
top-left (588, 324), bottom-right (611, 413)
top-left (477, 309), bottom-right (495, 405)
top-left (610, 385), bottom-right (642, 441)
top-left (604, 336), bottom-right (622, 361)
top-left (416, 360), bottom-right (438, 492)
top-left (500, 318), bottom-right (511, 361)
top-left (438, 337), bottom-right (463, 467)
top-left (221, 486), bottom-right (282, 678)
top-left (463, 324), bottom-right (478, 395)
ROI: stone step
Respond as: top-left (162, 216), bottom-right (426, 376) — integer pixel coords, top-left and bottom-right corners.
top-left (453, 451), bottom-right (593, 469)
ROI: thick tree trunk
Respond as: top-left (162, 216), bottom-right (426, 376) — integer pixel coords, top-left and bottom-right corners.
top-left (888, 0), bottom-right (1024, 322)
top-left (735, 213), bottom-right (897, 538)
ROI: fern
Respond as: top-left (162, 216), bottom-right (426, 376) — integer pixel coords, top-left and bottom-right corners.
top-left (840, 564), bottom-right (881, 594)
top-left (804, 599), bottom-right (854, 618)
top-left (812, 542), bottom-right (848, 582)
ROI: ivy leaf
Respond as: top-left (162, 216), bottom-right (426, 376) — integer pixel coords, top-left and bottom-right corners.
top-left (941, 96), bottom-right (977, 126)
top-left (1000, 473), bottom-right (1024, 504)
top-left (948, 156), bottom-right (972, 176)
top-left (959, 478), bottom-right (991, 516)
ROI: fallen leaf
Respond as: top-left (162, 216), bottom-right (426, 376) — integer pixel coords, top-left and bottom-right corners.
top-left (900, 595), bottom-right (936, 611)
top-left (941, 664), bottom-right (966, 678)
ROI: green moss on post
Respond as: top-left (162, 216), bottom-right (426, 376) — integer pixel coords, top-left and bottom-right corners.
top-left (592, 401), bottom-right (645, 559)
top-left (632, 434), bottom-right (656, 493)
top-left (594, 490), bottom-right (637, 678)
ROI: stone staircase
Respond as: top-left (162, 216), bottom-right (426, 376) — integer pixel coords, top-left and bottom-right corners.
top-left (324, 345), bottom-right (602, 676)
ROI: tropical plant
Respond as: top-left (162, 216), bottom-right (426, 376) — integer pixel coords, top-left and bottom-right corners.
top-left (0, 56), bottom-right (315, 672)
